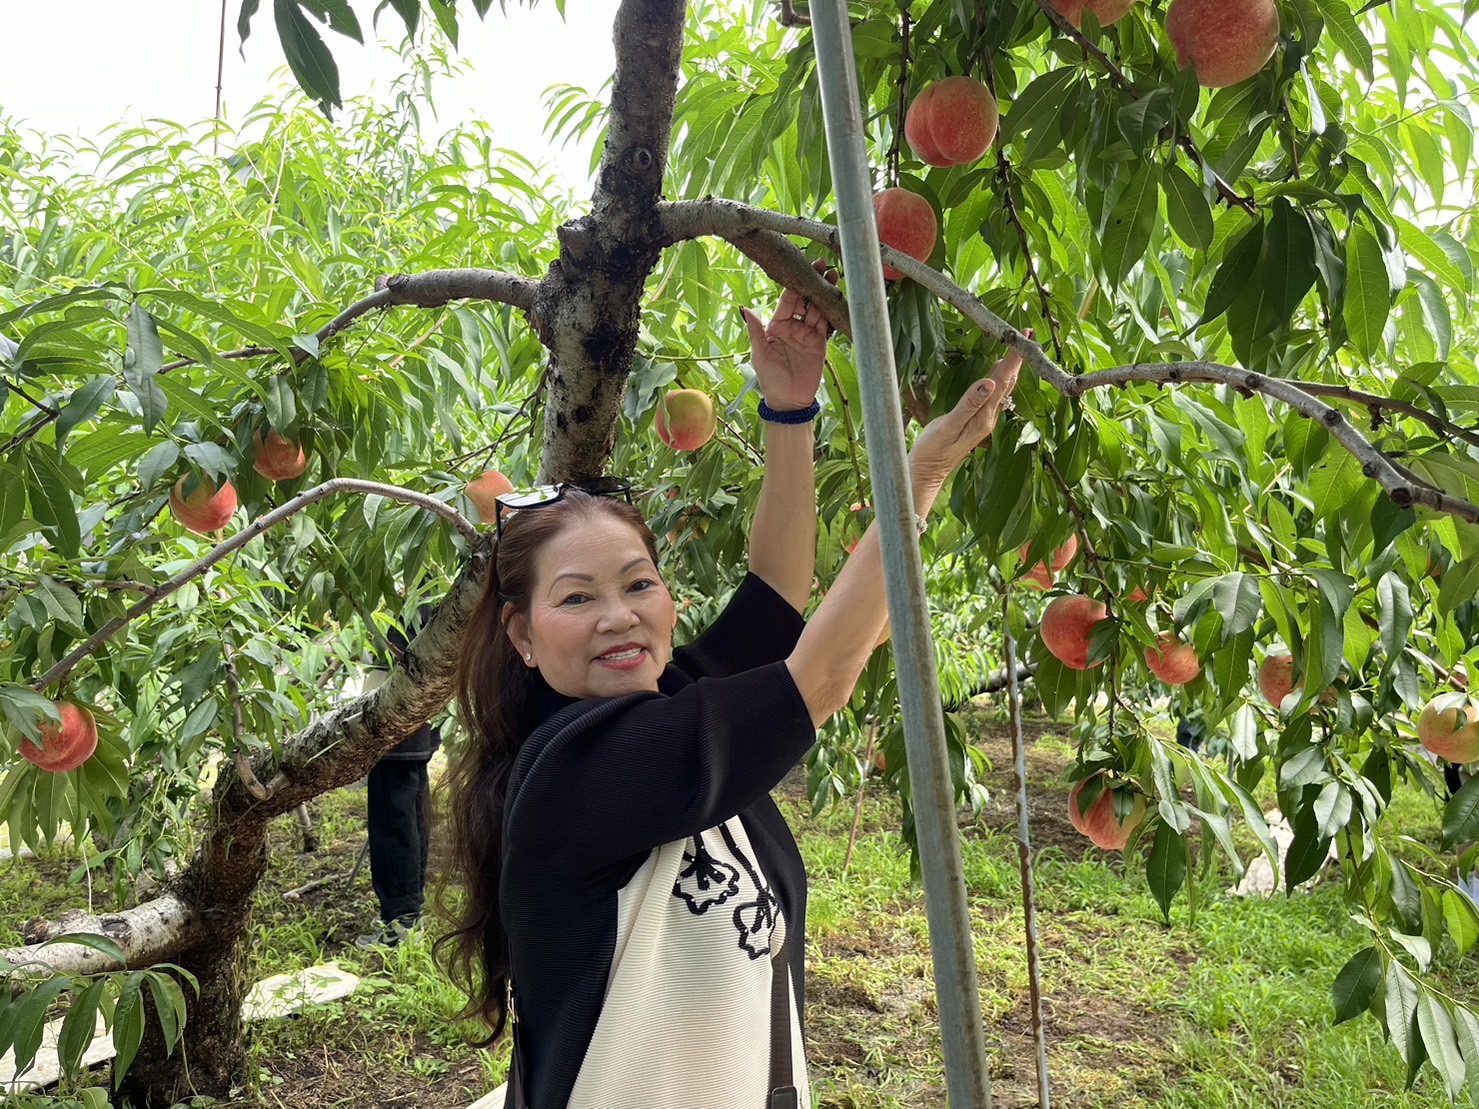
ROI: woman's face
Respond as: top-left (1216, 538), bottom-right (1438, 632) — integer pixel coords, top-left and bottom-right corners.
top-left (504, 514), bottom-right (676, 700)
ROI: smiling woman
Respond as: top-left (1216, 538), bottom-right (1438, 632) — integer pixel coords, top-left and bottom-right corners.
top-left (434, 270), bottom-right (1020, 1109)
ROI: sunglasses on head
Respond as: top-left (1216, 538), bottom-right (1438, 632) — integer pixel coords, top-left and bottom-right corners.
top-left (493, 477), bottom-right (635, 539)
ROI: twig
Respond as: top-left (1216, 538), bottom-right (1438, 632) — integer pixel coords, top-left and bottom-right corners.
top-left (984, 54), bottom-right (1064, 361)
top-left (887, 6), bottom-right (913, 189)
top-left (779, 0), bottom-right (811, 26)
top-left (30, 479), bottom-right (479, 691)
top-left (3, 377), bottom-right (59, 418)
top-left (224, 640), bottom-right (271, 801)
top-left (214, 0), bottom-right (227, 155)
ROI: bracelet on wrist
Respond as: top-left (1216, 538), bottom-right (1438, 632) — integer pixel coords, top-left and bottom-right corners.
top-left (758, 397), bottom-right (821, 424)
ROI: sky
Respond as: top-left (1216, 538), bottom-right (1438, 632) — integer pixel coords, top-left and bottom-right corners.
top-left (0, 0), bottom-right (623, 188)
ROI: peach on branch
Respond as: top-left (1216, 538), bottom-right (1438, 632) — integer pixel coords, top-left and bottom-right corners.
top-left (904, 77), bottom-right (999, 168)
top-left (1145, 633), bottom-right (1200, 685)
top-left (1069, 773), bottom-right (1147, 850)
top-left (19, 701), bottom-right (98, 773)
top-left (1019, 534), bottom-right (1079, 591)
top-left (873, 188), bottom-right (938, 280)
top-left (1167, 0), bottom-right (1280, 88)
top-left (171, 474), bottom-right (238, 533)
top-left (655, 389), bottom-right (717, 451)
top-left (251, 428), bottom-right (308, 481)
top-left (1049, 0), bottom-right (1138, 27)
top-left (466, 469), bottom-right (515, 525)
top-left (1417, 696), bottom-right (1479, 763)
top-left (1040, 594), bottom-right (1111, 670)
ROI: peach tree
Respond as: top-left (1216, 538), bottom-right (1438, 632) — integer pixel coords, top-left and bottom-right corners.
top-left (1, 0), bottom-right (1478, 1101)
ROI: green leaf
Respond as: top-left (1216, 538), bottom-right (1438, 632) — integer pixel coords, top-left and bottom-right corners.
top-left (26, 448), bottom-right (81, 559)
top-left (1332, 946), bottom-right (1382, 1024)
top-left (1163, 163), bottom-right (1214, 252)
top-left (112, 972), bottom-right (146, 1084)
top-left (1198, 219), bottom-right (1264, 327)
top-left (1442, 774), bottom-right (1479, 851)
top-left (40, 932), bottom-right (127, 964)
top-left (1306, 446), bottom-right (1365, 521)
top-left (1345, 223), bottom-right (1391, 359)
top-left (237, 0), bottom-right (261, 42)
top-left (138, 441), bottom-right (181, 491)
top-left (1313, 0), bottom-right (1374, 78)
top-left (1443, 889), bottom-right (1479, 957)
top-left (1376, 572), bottom-right (1413, 676)
top-left (9, 976), bottom-right (73, 1077)
top-left (1211, 572), bottom-right (1262, 639)
top-left (1146, 822), bottom-right (1187, 922)
top-left (1385, 959), bottom-right (1422, 1068)
top-left (1101, 164), bottom-right (1160, 286)
top-left (124, 303), bottom-right (168, 433)
top-left (57, 979), bottom-right (105, 1078)
top-left (1284, 806), bottom-right (1330, 890)
top-left (1118, 89), bottom-right (1175, 152)
top-left (1418, 992), bottom-right (1467, 1099)
top-left (54, 376), bottom-right (116, 452)
top-left (1455, 1004), bottom-right (1479, 1102)
top-left (274, 0), bottom-right (342, 113)
top-left (144, 972), bottom-right (188, 1053)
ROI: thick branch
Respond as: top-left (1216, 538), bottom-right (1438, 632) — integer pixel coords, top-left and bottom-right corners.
top-left (3, 897), bottom-right (194, 976)
top-left (31, 480), bottom-right (478, 691)
top-left (658, 198), bottom-right (1479, 525)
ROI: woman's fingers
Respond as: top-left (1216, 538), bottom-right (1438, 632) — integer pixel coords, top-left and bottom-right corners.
top-left (740, 306), bottom-right (769, 352)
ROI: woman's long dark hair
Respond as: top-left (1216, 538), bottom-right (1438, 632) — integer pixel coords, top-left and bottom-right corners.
top-left (434, 490), bottom-right (659, 1043)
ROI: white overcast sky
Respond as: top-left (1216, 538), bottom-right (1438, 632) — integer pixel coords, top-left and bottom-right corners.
top-left (0, 0), bottom-right (623, 187)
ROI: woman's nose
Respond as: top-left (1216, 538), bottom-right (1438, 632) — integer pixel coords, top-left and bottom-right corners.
top-left (596, 597), bottom-right (640, 631)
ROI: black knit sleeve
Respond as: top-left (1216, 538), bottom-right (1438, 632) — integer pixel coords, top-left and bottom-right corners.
top-left (505, 660), bottom-right (815, 874)
top-left (672, 572), bottom-right (807, 681)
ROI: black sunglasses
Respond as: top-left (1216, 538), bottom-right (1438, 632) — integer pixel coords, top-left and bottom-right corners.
top-left (493, 477), bottom-right (635, 539)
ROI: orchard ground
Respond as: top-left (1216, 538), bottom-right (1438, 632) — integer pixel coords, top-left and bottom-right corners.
top-left (4, 708), bottom-right (1474, 1109)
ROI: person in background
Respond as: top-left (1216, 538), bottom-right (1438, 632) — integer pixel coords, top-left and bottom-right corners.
top-left (356, 611), bottom-right (439, 948)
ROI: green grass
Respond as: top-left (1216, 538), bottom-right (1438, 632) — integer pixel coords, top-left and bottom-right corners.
top-left (2, 715), bottom-right (1475, 1107)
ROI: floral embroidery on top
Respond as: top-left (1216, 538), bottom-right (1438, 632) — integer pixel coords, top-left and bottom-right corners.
top-left (672, 828), bottom-right (741, 914)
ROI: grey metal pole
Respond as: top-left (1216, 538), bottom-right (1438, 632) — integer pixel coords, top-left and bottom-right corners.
top-left (806, 6), bottom-right (994, 1106)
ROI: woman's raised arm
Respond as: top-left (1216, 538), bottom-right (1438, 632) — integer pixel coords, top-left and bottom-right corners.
top-left (740, 261), bottom-right (837, 612)
top-left (785, 345), bottom-right (1025, 728)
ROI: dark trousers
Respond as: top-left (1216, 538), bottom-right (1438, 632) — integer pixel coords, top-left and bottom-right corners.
top-left (367, 758), bottom-right (431, 923)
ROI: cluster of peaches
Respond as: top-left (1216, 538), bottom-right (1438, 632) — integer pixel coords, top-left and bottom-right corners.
top-left (875, 0), bottom-right (1281, 277)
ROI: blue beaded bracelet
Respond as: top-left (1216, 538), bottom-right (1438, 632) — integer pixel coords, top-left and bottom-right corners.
top-left (758, 398), bottom-right (821, 424)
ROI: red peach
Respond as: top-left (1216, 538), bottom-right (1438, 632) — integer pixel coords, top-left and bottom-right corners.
top-left (171, 474), bottom-right (238, 533)
top-left (873, 189), bottom-right (938, 280)
top-left (466, 470), bottom-right (515, 524)
top-left (19, 701), bottom-right (98, 773)
top-left (1069, 773), bottom-right (1147, 851)
top-left (1417, 697), bottom-right (1479, 763)
top-left (656, 389), bottom-right (717, 452)
top-left (1168, 0), bottom-right (1280, 88)
top-left (904, 77), bottom-right (1000, 168)
top-left (252, 428), bottom-right (308, 481)
top-left (1041, 594), bottom-right (1111, 671)
top-left (1145, 633), bottom-right (1200, 685)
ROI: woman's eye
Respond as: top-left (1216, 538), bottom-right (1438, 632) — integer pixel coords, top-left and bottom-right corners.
top-left (559, 593), bottom-right (589, 606)
top-left (629, 579), bottom-right (655, 592)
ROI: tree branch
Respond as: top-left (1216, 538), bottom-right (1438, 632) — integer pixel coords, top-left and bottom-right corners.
top-left (31, 480), bottom-right (478, 691)
top-left (3, 897), bottom-right (195, 976)
top-left (158, 268), bottom-right (539, 373)
top-left (657, 198), bottom-right (1479, 525)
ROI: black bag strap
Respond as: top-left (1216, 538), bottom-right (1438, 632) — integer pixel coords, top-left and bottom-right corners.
top-left (768, 924), bottom-right (799, 1109)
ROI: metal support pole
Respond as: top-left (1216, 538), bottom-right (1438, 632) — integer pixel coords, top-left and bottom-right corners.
top-left (806, 6), bottom-right (994, 1106)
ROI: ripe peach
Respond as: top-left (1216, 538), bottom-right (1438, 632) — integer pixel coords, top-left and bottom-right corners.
top-left (904, 77), bottom-right (999, 168)
top-left (1040, 594), bottom-right (1111, 670)
top-left (252, 428), bottom-right (308, 481)
top-left (1049, 0), bottom-right (1138, 27)
top-left (656, 389), bottom-right (717, 451)
top-left (1167, 0), bottom-right (1280, 88)
top-left (171, 474), bottom-right (238, 533)
top-left (1019, 534), bottom-right (1079, 590)
top-left (1259, 654), bottom-right (1296, 707)
top-left (466, 470), bottom-right (515, 524)
top-left (19, 701), bottom-right (98, 773)
top-left (873, 188), bottom-right (938, 280)
top-left (1145, 633), bottom-right (1200, 685)
top-left (1069, 773), bottom-right (1147, 850)
top-left (1417, 697), bottom-right (1479, 763)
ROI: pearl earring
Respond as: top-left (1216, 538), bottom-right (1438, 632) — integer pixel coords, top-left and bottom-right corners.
top-left (525, 653), bottom-right (532, 662)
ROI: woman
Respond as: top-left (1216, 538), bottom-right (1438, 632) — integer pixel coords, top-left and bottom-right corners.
top-left (439, 274), bottom-right (1022, 1109)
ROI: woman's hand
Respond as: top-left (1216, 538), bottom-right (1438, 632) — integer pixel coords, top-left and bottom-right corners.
top-left (740, 259), bottom-right (839, 413)
top-left (908, 337), bottom-right (1027, 487)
